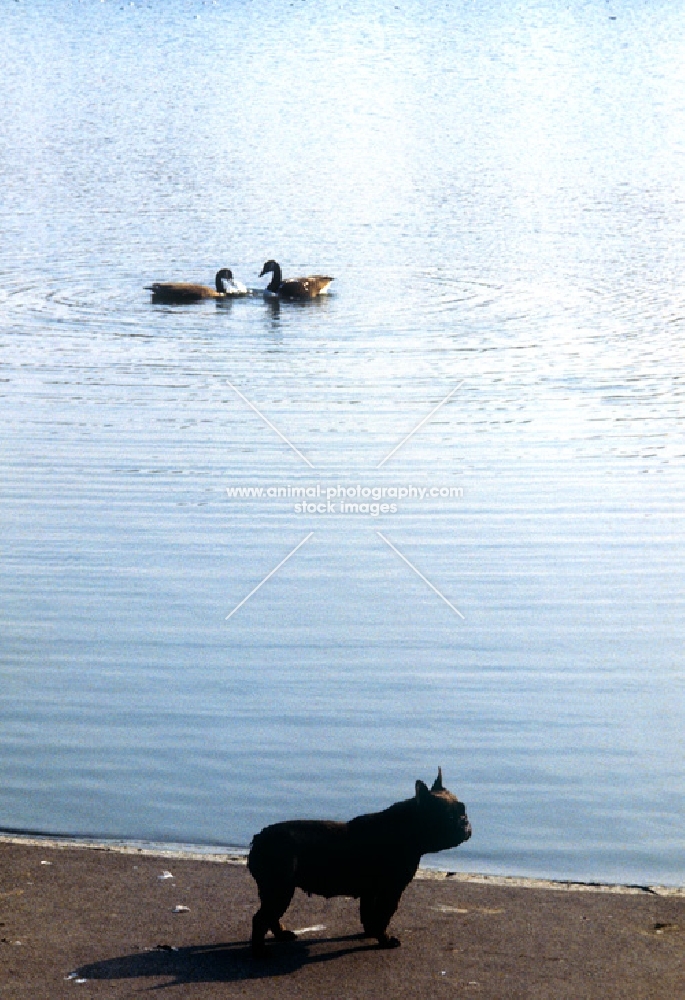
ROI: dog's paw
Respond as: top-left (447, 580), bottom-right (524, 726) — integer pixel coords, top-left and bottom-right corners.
top-left (273, 928), bottom-right (297, 942)
top-left (378, 934), bottom-right (401, 949)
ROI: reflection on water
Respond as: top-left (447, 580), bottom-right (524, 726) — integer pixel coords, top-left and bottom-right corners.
top-left (0, 0), bottom-right (683, 884)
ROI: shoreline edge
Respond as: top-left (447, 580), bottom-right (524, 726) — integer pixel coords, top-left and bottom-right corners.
top-left (2, 831), bottom-right (681, 897)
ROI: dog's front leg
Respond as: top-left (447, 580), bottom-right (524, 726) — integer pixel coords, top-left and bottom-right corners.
top-left (359, 888), bottom-right (404, 948)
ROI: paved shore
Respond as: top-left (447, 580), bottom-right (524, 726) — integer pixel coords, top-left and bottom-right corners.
top-left (1, 836), bottom-right (682, 999)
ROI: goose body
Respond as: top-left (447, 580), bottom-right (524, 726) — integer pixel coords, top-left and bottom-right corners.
top-left (147, 268), bottom-right (246, 304)
top-left (259, 260), bottom-right (333, 299)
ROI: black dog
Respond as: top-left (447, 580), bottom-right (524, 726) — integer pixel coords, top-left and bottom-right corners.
top-left (248, 769), bottom-right (471, 956)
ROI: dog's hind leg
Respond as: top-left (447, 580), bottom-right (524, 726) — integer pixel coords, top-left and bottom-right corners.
top-left (251, 906), bottom-right (271, 958)
top-left (251, 883), bottom-right (296, 957)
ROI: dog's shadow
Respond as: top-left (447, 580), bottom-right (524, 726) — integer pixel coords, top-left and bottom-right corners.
top-left (76, 935), bottom-right (379, 987)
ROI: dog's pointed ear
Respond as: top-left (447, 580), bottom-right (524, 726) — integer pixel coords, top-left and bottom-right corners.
top-left (431, 767), bottom-right (444, 792)
top-left (415, 779), bottom-right (430, 801)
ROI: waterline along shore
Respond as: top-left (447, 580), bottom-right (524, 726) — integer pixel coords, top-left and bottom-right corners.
top-left (1, 837), bottom-right (682, 999)
top-left (0, 833), bottom-right (683, 896)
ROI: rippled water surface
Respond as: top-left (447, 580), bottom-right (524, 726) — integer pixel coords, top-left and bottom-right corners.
top-left (1, 0), bottom-right (683, 884)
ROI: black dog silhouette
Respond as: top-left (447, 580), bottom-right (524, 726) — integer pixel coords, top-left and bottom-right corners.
top-left (248, 769), bottom-right (471, 956)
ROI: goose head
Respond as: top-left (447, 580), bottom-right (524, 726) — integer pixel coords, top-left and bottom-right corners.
top-left (259, 260), bottom-right (280, 280)
top-left (259, 260), bottom-right (283, 294)
top-left (215, 268), bottom-right (234, 293)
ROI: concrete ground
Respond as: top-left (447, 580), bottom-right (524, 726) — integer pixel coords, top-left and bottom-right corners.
top-left (0, 838), bottom-right (683, 999)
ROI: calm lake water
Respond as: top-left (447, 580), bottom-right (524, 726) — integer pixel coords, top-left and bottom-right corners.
top-left (1, 0), bottom-right (683, 885)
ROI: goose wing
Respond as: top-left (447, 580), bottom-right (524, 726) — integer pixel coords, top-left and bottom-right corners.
top-left (280, 275), bottom-right (334, 298)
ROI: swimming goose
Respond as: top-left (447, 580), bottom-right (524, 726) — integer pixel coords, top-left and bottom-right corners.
top-left (259, 260), bottom-right (334, 299)
top-left (147, 268), bottom-right (246, 304)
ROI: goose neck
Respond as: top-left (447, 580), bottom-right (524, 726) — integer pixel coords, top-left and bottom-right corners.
top-left (267, 262), bottom-right (282, 293)
top-left (215, 269), bottom-right (231, 292)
